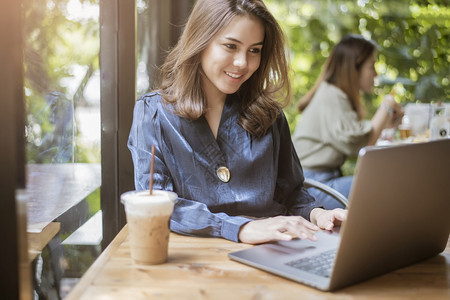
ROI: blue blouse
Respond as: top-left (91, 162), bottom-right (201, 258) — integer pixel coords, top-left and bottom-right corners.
top-left (127, 92), bottom-right (318, 242)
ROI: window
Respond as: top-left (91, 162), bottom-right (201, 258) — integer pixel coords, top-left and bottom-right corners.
top-left (23, 0), bottom-right (101, 297)
top-left (3, 0), bottom-right (192, 297)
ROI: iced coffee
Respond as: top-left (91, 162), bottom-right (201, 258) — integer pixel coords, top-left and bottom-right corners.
top-left (121, 190), bottom-right (177, 265)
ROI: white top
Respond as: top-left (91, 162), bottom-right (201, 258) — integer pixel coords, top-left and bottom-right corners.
top-left (292, 82), bottom-right (372, 170)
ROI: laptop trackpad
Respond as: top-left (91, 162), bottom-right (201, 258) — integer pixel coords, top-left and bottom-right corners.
top-left (261, 229), bottom-right (340, 257)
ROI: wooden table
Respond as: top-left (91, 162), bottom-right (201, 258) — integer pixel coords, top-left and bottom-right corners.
top-left (66, 225), bottom-right (450, 299)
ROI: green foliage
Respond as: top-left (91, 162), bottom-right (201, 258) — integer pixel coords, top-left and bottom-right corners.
top-left (265, 0), bottom-right (449, 133)
top-left (24, 0), bottom-right (100, 163)
top-left (86, 188), bottom-right (101, 217)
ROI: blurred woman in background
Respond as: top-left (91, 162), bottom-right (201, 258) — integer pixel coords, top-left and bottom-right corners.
top-left (292, 34), bottom-right (403, 209)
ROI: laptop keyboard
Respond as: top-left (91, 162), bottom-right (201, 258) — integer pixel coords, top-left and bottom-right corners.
top-left (285, 249), bottom-right (336, 278)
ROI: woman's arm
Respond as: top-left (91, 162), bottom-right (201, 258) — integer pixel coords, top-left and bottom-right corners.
top-left (368, 95), bottom-right (404, 145)
top-left (238, 207), bottom-right (347, 245)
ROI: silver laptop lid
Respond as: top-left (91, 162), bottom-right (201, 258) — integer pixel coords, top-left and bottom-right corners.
top-left (329, 139), bottom-right (450, 290)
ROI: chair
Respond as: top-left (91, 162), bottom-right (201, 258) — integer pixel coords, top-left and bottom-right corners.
top-left (303, 178), bottom-right (349, 208)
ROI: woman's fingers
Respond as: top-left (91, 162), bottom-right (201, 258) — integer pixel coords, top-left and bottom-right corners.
top-left (314, 208), bottom-right (348, 230)
top-left (239, 216), bottom-right (320, 244)
top-left (277, 217), bottom-right (319, 240)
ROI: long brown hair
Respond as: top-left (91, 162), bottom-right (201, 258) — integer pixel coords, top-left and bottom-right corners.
top-left (297, 34), bottom-right (377, 119)
top-left (158, 0), bottom-right (291, 137)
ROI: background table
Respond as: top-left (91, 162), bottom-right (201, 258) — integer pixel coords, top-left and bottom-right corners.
top-left (26, 163), bottom-right (101, 233)
top-left (67, 225), bottom-right (450, 299)
top-left (25, 163), bottom-right (101, 298)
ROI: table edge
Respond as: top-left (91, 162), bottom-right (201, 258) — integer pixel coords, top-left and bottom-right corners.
top-left (65, 224), bottom-right (128, 300)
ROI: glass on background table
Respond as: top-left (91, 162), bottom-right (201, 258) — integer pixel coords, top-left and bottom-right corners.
top-left (377, 102), bottom-right (449, 146)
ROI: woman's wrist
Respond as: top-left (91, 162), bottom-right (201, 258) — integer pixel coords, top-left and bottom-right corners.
top-left (380, 95), bottom-right (397, 117)
top-left (381, 103), bottom-right (394, 116)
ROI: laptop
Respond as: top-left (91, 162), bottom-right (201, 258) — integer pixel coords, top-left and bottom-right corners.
top-left (229, 139), bottom-right (450, 291)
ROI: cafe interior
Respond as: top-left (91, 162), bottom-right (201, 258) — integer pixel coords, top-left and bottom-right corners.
top-left (1, 0), bottom-right (449, 299)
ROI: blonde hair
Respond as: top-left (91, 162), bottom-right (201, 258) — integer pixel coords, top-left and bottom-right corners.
top-left (158, 0), bottom-right (291, 137)
top-left (297, 34), bottom-right (377, 119)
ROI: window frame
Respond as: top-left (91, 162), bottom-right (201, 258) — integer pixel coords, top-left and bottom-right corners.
top-left (0, 0), bottom-right (29, 297)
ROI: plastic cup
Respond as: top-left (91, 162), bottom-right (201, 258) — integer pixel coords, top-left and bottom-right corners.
top-left (121, 190), bottom-right (177, 265)
top-left (398, 124), bottom-right (411, 139)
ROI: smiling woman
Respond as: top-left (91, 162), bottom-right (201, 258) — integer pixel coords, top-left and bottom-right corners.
top-left (158, 0), bottom-right (291, 138)
top-left (128, 0), bottom-right (347, 246)
top-left (200, 15), bottom-right (264, 138)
